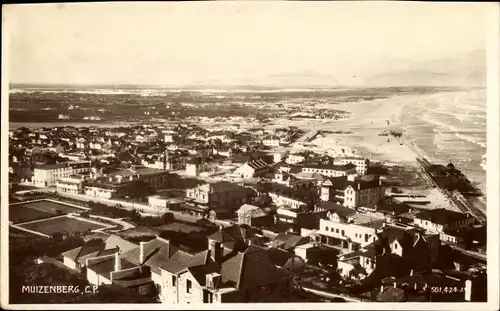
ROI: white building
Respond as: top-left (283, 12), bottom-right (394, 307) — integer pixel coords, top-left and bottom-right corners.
top-left (136, 134), bottom-right (157, 143)
top-left (339, 157), bottom-right (370, 175)
top-left (413, 209), bottom-right (475, 234)
top-left (301, 163), bottom-right (357, 178)
top-left (230, 159), bottom-right (270, 179)
top-left (56, 176), bottom-right (84, 194)
top-left (33, 163), bottom-right (73, 187)
top-left (261, 135), bottom-right (281, 147)
top-left (286, 153), bottom-right (308, 165)
top-left (320, 175), bottom-right (385, 209)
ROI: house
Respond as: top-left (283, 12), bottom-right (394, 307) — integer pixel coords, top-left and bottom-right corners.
top-left (56, 175), bottom-right (85, 194)
top-left (413, 209), bottom-right (475, 234)
top-left (136, 134), bottom-right (157, 143)
top-left (320, 175), bottom-right (386, 209)
top-left (267, 184), bottom-right (311, 209)
top-left (267, 233), bottom-right (310, 251)
top-left (32, 163), bottom-right (73, 187)
top-left (272, 171), bottom-right (316, 189)
top-left (274, 207), bottom-right (326, 233)
top-left (317, 208), bottom-right (385, 252)
top-left (336, 224), bottom-right (439, 280)
top-left (236, 204), bottom-right (272, 227)
top-left (148, 195), bottom-right (183, 211)
top-left (185, 182), bottom-right (256, 211)
top-left (121, 225), bottom-right (293, 303)
top-left (62, 235), bottom-right (137, 270)
top-left (339, 157), bottom-right (370, 175)
top-left (285, 152), bottom-right (309, 165)
top-left (213, 147), bottom-right (233, 158)
top-left (265, 247), bottom-right (306, 273)
top-left (230, 159), bottom-right (271, 179)
top-left (261, 135), bottom-right (281, 147)
top-left (301, 162), bottom-right (357, 178)
top-left (86, 251), bottom-right (155, 296)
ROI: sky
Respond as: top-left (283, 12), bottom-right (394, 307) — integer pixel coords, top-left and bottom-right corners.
top-left (4, 2), bottom-right (491, 86)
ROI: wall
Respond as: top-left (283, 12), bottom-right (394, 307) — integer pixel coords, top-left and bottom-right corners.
top-left (319, 219), bottom-right (377, 246)
top-left (63, 257), bottom-right (78, 270)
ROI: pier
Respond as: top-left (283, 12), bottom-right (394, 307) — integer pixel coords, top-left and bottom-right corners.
top-left (415, 158), bottom-right (486, 225)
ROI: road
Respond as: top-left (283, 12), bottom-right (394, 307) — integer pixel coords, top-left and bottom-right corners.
top-left (55, 191), bottom-right (233, 228)
top-left (302, 287), bottom-right (362, 302)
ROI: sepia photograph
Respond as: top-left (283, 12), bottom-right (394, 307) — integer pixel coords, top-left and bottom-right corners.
top-left (1, 1), bottom-right (499, 310)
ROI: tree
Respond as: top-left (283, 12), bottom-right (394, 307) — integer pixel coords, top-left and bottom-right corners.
top-left (161, 212), bottom-right (175, 224)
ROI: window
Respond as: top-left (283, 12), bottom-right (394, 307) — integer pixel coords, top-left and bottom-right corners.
top-left (336, 229), bottom-right (339, 234)
top-left (186, 279), bottom-right (192, 293)
top-left (330, 228), bottom-right (334, 232)
top-left (341, 230), bottom-right (345, 236)
top-left (172, 275), bottom-right (177, 286)
top-left (325, 226), bottom-right (329, 231)
top-left (394, 243), bottom-right (398, 249)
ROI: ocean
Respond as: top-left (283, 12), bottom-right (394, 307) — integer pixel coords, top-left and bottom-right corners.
top-left (400, 88), bottom-right (487, 195)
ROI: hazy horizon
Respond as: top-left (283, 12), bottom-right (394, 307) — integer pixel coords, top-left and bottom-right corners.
top-left (5, 2), bottom-right (489, 87)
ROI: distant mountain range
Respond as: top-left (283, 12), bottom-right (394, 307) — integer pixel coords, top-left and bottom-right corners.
top-left (366, 50), bottom-right (486, 87)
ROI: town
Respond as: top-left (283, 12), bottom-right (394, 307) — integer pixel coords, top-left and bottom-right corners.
top-left (7, 120), bottom-right (488, 304)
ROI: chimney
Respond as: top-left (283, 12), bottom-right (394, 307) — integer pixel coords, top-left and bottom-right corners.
top-left (380, 285), bottom-right (384, 293)
top-left (209, 240), bottom-right (222, 263)
top-left (393, 281), bottom-right (397, 288)
top-left (247, 239), bottom-right (253, 246)
top-left (358, 183), bottom-right (361, 190)
top-left (139, 241), bottom-right (146, 264)
top-left (114, 251), bottom-right (122, 271)
top-left (410, 269), bottom-right (414, 276)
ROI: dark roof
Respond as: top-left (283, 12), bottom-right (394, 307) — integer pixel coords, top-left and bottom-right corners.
top-left (273, 233), bottom-right (309, 250)
top-left (208, 224), bottom-right (259, 245)
top-left (61, 242), bottom-right (106, 262)
top-left (265, 247), bottom-right (295, 267)
top-left (160, 250), bottom-right (210, 274)
top-left (322, 175), bottom-right (382, 190)
top-left (246, 159), bottom-right (270, 170)
top-left (267, 183), bottom-right (310, 203)
top-left (220, 245), bottom-right (292, 290)
top-left (378, 225), bottom-right (415, 250)
top-left (415, 208), bottom-right (469, 225)
top-left (121, 237), bottom-right (178, 274)
top-left (317, 201), bottom-right (356, 218)
top-left (302, 162), bottom-right (356, 171)
top-left (87, 256), bottom-right (137, 280)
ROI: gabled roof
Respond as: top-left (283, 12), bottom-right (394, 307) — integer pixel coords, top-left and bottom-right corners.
top-left (61, 242), bottom-right (105, 262)
top-left (121, 237), bottom-right (178, 274)
top-left (273, 233), bottom-right (309, 250)
top-left (208, 224), bottom-right (259, 245)
top-left (104, 235), bottom-right (138, 253)
top-left (87, 256), bottom-right (137, 280)
top-left (246, 159), bottom-right (270, 170)
top-left (302, 162), bottom-right (356, 172)
top-left (160, 250), bottom-right (210, 274)
top-left (415, 208), bottom-right (469, 225)
top-left (236, 204), bottom-right (268, 218)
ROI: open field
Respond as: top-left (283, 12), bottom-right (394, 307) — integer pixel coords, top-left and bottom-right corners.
top-left (18, 216), bottom-right (106, 236)
top-left (9, 200), bottom-right (86, 224)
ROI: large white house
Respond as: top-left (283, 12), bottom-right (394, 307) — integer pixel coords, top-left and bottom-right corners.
top-left (229, 159), bottom-right (271, 179)
top-left (339, 157), bottom-right (370, 175)
top-left (301, 163), bottom-right (357, 178)
top-left (320, 175), bottom-right (386, 209)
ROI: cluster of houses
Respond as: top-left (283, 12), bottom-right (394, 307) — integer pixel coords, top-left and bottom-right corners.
top-left (10, 123), bottom-right (487, 303)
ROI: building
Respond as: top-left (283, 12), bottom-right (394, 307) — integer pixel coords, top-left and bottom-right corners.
top-left (337, 224), bottom-right (439, 280)
top-left (120, 226), bottom-right (294, 303)
top-left (301, 162), bottom-right (357, 178)
top-left (185, 182), bottom-right (256, 211)
top-left (261, 135), bottom-right (281, 147)
top-left (339, 157), bottom-right (370, 175)
top-left (106, 166), bottom-right (170, 188)
top-left (148, 195), bottom-right (183, 211)
top-left (84, 167), bottom-right (170, 199)
top-left (320, 175), bottom-right (385, 209)
top-left (316, 204), bottom-right (386, 252)
top-left (286, 153), bottom-right (308, 165)
top-left (236, 204), bottom-right (272, 227)
top-left (56, 175), bottom-right (85, 194)
top-left (136, 134), bottom-right (157, 143)
top-left (62, 235), bottom-right (137, 270)
top-left (272, 172), bottom-right (316, 189)
top-left (32, 163), bottom-right (71, 187)
top-left (230, 159), bottom-right (271, 179)
top-left (413, 209), bottom-right (475, 234)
